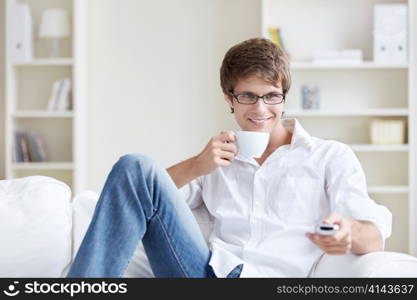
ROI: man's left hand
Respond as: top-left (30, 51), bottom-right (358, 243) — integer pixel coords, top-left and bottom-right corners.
top-left (306, 213), bottom-right (353, 255)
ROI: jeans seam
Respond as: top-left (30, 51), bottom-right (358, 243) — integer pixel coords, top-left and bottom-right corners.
top-left (155, 212), bottom-right (189, 277)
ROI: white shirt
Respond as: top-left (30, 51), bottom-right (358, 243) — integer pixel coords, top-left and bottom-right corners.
top-left (181, 118), bottom-right (392, 278)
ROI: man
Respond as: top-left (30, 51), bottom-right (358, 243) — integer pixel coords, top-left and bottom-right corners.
top-left (68, 38), bottom-right (392, 278)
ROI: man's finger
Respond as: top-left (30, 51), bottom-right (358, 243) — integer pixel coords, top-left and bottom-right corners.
top-left (323, 213), bottom-right (342, 225)
top-left (219, 131), bottom-right (235, 143)
top-left (322, 246), bottom-right (351, 254)
top-left (219, 150), bottom-right (235, 161)
top-left (220, 142), bottom-right (237, 154)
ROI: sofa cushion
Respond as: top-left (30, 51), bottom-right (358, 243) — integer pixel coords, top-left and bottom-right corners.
top-left (309, 252), bottom-right (417, 277)
top-left (0, 176), bottom-right (72, 277)
top-left (71, 191), bottom-right (154, 277)
top-left (70, 190), bottom-right (214, 278)
top-left (71, 190), bottom-right (417, 278)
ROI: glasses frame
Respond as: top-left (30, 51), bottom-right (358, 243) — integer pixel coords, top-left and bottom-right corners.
top-left (230, 91), bottom-right (286, 105)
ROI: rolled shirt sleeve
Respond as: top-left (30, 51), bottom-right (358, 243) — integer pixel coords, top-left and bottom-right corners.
top-left (179, 176), bottom-right (204, 209)
top-left (325, 142), bottom-right (392, 241)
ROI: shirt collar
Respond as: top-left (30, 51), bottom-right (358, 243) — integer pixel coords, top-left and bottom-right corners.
top-left (282, 118), bottom-right (313, 151)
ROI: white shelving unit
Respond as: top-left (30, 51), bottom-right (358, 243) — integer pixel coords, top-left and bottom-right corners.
top-left (11, 162), bottom-right (74, 170)
top-left (291, 61), bottom-right (409, 70)
top-left (287, 108), bottom-right (409, 116)
top-left (5, 0), bottom-right (87, 194)
top-left (13, 58), bottom-right (73, 66)
top-left (12, 111), bottom-right (74, 118)
top-left (350, 144), bottom-right (409, 152)
top-left (262, 0), bottom-right (417, 255)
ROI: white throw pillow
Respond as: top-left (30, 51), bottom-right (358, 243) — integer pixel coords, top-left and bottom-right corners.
top-left (70, 191), bottom-right (214, 278)
top-left (0, 176), bottom-right (72, 277)
top-left (70, 190), bottom-right (154, 277)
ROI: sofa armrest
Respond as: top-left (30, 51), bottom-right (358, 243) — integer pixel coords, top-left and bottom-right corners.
top-left (0, 176), bottom-right (73, 277)
top-left (309, 251), bottom-right (417, 277)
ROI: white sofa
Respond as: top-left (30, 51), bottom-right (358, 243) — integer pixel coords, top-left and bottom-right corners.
top-left (1, 176), bottom-right (417, 278)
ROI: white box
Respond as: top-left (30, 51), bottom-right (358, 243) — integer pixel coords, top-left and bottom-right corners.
top-left (373, 4), bottom-right (408, 64)
top-left (11, 3), bottom-right (33, 62)
top-left (370, 119), bottom-right (405, 145)
top-left (313, 49), bottom-right (363, 65)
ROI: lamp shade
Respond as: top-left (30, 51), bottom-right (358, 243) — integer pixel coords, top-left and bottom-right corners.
top-left (38, 9), bottom-right (71, 38)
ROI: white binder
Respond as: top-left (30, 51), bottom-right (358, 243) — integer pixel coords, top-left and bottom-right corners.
top-left (11, 2), bottom-right (34, 62)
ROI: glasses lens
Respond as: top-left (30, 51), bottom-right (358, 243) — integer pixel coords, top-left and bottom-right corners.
top-left (237, 94), bottom-right (257, 104)
top-left (264, 94), bottom-right (284, 104)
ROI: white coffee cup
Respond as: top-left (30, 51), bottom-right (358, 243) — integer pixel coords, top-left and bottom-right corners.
top-left (234, 130), bottom-right (270, 158)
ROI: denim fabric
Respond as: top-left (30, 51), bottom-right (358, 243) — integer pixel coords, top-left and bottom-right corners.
top-left (226, 264), bottom-right (243, 278)
top-left (67, 154), bottom-right (215, 278)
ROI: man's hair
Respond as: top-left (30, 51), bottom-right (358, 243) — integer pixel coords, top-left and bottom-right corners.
top-left (220, 38), bottom-right (291, 97)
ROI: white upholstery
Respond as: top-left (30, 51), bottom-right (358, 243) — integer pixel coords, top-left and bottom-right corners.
top-left (71, 190), bottom-right (214, 278)
top-left (72, 190), bottom-right (417, 278)
top-left (0, 176), bottom-right (73, 277)
top-left (71, 191), bottom-right (154, 277)
top-left (1, 176), bottom-right (417, 277)
top-left (309, 252), bottom-right (417, 277)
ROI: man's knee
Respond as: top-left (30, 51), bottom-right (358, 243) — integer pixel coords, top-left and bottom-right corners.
top-left (115, 154), bottom-right (158, 173)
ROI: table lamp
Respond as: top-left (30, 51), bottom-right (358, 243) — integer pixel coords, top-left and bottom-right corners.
top-left (38, 8), bottom-right (71, 58)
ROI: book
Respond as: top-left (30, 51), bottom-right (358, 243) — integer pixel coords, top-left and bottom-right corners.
top-left (47, 78), bottom-right (72, 111)
top-left (26, 132), bottom-right (43, 162)
top-left (276, 28), bottom-right (286, 51)
top-left (47, 80), bottom-right (62, 111)
top-left (19, 132), bottom-right (30, 162)
top-left (267, 27), bottom-right (290, 58)
top-left (268, 27), bottom-right (280, 46)
top-left (32, 132), bottom-right (47, 162)
top-left (24, 131), bottom-right (36, 162)
top-left (14, 130), bottom-right (47, 162)
top-left (14, 131), bottom-right (24, 162)
top-left (56, 78), bottom-right (72, 111)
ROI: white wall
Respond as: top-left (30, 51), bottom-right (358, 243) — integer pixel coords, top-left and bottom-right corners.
top-left (86, 0), bottom-right (261, 192)
top-left (0, 0), bottom-right (5, 179)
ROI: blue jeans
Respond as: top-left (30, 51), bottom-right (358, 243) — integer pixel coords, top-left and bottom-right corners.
top-left (67, 154), bottom-right (242, 278)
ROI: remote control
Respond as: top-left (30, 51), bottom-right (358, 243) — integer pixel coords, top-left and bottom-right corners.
top-left (315, 221), bottom-right (340, 235)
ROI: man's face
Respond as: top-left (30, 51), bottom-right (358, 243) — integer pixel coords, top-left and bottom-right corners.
top-left (225, 75), bottom-right (284, 133)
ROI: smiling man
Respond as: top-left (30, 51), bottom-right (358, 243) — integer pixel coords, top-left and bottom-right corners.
top-left (67, 38), bottom-right (392, 278)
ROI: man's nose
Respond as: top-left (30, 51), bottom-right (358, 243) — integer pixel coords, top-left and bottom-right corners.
top-left (252, 98), bottom-right (268, 111)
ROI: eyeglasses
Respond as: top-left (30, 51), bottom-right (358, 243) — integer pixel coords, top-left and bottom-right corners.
top-left (230, 91), bottom-right (286, 105)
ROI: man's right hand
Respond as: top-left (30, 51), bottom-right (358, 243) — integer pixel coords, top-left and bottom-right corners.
top-left (193, 131), bottom-right (237, 176)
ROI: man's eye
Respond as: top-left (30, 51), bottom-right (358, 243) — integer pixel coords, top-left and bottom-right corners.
top-left (265, 94), bottom-right (279, 99)
top-left (243, 94), bottom-right (257, 99)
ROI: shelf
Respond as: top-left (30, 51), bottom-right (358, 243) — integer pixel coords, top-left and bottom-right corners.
top-left (13, 58), bottom-right (73, 67)
top-left (261, 0), bottom-right (417, 259)
top-left (368, 185), bottom-right (409, 194)
top-left (350, 144), bottom-right (409, 152)
top-left (12, 111), bottom-right (74, 118)
top-left (286, 108), bottom-right (409, 117)
top-left (291, 61), bottom-right (409, 70)
top-left (11, 162), bottom-right (74, 170)
top-left (5, 0), bottom-right (87, 195)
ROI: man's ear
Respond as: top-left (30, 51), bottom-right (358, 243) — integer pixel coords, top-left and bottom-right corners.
top-left (224, 93), bottom-right (233, 107)
top-left (224, 93), bottom-right (235, 114)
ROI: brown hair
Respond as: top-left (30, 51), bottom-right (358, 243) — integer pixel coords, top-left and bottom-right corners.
top-left (220, 38), bottom-right (291, 97)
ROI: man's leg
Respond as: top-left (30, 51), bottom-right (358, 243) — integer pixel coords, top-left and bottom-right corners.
top-left (67, 154), bottom-right (213, 278)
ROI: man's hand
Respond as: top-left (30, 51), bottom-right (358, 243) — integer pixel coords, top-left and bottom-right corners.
top-left (193, 131), bottom-right (237, 176)
top-left (306, 213), bottom-right (353, 255)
